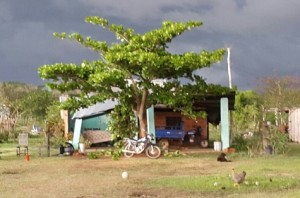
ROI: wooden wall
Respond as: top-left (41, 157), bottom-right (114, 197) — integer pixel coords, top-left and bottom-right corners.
top-left (289, 108), bottom-right (300, 142)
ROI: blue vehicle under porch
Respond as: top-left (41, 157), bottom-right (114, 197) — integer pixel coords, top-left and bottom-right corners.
top-left (155, 128), bottom-right (185, 140)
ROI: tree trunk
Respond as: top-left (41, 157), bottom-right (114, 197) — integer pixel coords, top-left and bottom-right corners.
top-left (138, 112), bottom-right (147, 138)
top-left (136, 89), bottom-right (148, 138)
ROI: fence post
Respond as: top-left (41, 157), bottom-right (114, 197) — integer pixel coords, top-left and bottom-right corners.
top-left (47, 133), bottom-right (50, 157)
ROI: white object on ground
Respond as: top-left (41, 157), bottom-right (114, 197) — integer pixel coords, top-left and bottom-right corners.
top-left (122, 171), bottom-right (128, 179)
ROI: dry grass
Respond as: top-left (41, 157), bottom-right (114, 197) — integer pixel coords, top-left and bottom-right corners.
top-left (1, 145), bottom-right (300, 198)
top-left (0, 154), bottom-right (217, 198)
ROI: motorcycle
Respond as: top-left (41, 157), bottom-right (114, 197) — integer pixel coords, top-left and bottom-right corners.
top-left (122, 133), bottom-right (161, 159)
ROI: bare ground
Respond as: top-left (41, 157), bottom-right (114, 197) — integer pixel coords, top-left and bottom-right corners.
top-left (1, 148), bottom-right (299, 198)
top-left (0, 151), bottom-right (229, 198)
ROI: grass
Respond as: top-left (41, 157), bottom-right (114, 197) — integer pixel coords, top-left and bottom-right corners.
top-left (148, 174), bottom-right (299, 193)
top-left (1, 139), bottom-right (300, 197)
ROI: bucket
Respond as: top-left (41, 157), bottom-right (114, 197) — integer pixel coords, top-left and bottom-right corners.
top-left (79, 143), bottom-right (85, 153)
top-left (25, 154), bottom-right (30, 161)
top-left (214, 141), bottom-right (222, 151)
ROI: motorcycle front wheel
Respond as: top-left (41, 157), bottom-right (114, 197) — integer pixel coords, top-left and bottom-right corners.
top-left (145, 145), bottom-right (161, 159)
top-left (123, 144), bottom-right (135, 158)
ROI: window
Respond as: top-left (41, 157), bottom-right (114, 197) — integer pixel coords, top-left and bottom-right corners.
top-left (166, 117), bottom-right (182, 130)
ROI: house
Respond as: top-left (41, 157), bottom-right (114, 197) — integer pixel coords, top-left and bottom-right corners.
top-left (68, 92), bottom-right (235, 150)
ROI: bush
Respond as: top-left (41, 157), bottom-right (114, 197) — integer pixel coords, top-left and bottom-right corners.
top-left (50, 135), bottom-right (66, 148)
top-left (269, 127), bottom-right (289, 154)
top-left (231, 134), bottom-right (248, 152)
top-left (0, 131), bottom-right (9, 143)
top-left (232, 132), bottom-right (263, 156)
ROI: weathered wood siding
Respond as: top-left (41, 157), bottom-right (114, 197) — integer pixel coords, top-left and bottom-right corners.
top-left (289, 108), bottom-right (300, 142)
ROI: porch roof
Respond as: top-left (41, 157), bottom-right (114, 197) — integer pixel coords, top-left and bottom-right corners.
top-left (155, 92), bottom-right (236, 125)
top-left (72, 92), bottom-right (235, 124)
top-left (72, 99), bottom-right (118, 119)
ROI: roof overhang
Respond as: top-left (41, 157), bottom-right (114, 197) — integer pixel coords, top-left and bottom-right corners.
top-left (155, 91), bottom-right (236, 125)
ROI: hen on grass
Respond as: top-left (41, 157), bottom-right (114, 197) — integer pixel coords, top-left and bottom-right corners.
top-left (231, 168), bottom-right (246, 187)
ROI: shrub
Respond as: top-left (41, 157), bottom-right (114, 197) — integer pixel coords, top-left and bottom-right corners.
top-left (231, 134), bottom-right (248, 152)
top-left (269, 127), bottom-right (289, 154)
top-left (0, 131), bottom-right (9, 143)
top-left (232, 132), bottom-right (263, 157)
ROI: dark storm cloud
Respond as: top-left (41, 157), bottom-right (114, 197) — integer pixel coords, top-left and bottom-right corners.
top-left (0, 0), bottom-right (299, 90)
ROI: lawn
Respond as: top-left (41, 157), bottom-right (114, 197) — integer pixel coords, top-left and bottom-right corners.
top-left (1, 140), bottom-right (300, 198)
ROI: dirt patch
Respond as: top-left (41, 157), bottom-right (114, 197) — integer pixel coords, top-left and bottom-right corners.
top-left (2, 169), bottom-right (20, 174)
top-left (0, 154), bottom-right (221, 197)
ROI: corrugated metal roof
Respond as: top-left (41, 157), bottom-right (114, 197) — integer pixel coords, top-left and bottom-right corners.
top-left (72, 99), bottom-right (118, 119)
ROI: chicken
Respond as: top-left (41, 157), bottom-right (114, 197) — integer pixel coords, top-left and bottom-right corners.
top-left (231, 168), bottom-right (246, 187)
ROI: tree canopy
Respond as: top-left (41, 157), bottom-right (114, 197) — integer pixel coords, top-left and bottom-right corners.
top-left (39, 16), bottom-right (231, 137)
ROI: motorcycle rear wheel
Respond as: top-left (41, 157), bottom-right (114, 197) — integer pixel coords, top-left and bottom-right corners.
top-left (123, 144), bottom-right (135, 158)
top-left (145, 145), bottom-right (161, 159)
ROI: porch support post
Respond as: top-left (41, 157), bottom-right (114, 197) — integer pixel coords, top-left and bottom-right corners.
top-left (147, 105), bottom-right (156, 144)
top-left (220, 97), bottom-right (230, 150)
top-left (72, 118), bottom-right (82, 150)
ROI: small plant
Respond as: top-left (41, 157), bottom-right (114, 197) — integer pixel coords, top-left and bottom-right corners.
top-left (87, 149), bottom-right (122, 160)
top-left (164, 150), bottom-right (186, 158)
top-left (87, 151), bottom-right (100, 159)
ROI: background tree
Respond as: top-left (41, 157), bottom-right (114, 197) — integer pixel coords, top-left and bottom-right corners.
top-left (19, 89), bottom-right (57, 122)
top-left (0, 82), bottom-right (56, 133)
top-left (39, 16), bottom-right (231, 137)
top-left (257, 75), bottom-right (300, 126)
top-left (0, 82), bottom-right (36, 131)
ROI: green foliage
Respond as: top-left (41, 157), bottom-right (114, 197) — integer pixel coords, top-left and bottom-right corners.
top-left (163, 150), bottom-right (186, 158)
top-left (234, 90), bottom-right (262, 133)
top-left (39, 16), bottom-right (232, 137)
top-left (269, 127), bottom-right (289, 154)
top-left (19, 89), bottom-right (56, 120)
top-left (232, 127), bottom-right (288, 156)
top-left (0, 82), bottom-right (57, 134)
top-left (45, 102), bottom-right (65, 145)
top-left (245, 132), bottom-right (264, 156)
top-left (87, 151), bottom-right (100, 160)
top-left (231, 135), bottom-right (249, 152)
top-left (108, 104), bottom-right (138, 154)
top-left (232, 132), bottom-right (263, 156)
top-left (0, 131), bottom-right (9, 143)
top-left (87, 149), bottom-right (122, 160)
top-left (50, 135), bottom-right (65, 148)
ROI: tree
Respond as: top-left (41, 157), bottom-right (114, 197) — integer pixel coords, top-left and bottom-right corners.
top-left (0, 82), bottom-right (36, 130)
top-left (39, 16), bottom-right (231, 137)
top-left (0, 82), bottom-right (56, 132)
top-left (257, 75), bottom-right (300, 126)
top-left (19, 89), bottom-right (56, 121)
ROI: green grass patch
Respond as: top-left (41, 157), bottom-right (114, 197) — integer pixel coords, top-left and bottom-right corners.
top-left (147, 174), bottom-right (300, 194)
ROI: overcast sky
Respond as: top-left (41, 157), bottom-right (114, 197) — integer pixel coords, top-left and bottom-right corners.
top-left (1, 0), bottom-right (299, 90)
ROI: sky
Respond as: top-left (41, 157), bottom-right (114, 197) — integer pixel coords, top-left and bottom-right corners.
top-left (0, 0), bottom-right (299, 90)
